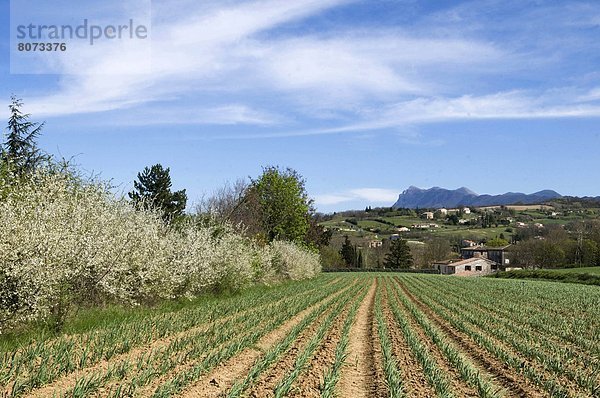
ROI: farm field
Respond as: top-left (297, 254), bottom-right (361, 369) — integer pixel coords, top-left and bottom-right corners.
top-left (1, 274), bottom-right (599, 398)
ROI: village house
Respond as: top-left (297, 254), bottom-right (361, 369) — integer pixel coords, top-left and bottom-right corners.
top-left (462, 207), bottom-right (471, 214)
top-left (368, 240), bottom-right (383, 248)
top-left (421, 211), bottom-right (434, 220)
top-left (411, 224), bottom-right (430, 229)
top-left (461, 239), bottom-right (478, 247)
top-left (434, 257), bottom-right (495, 276)
top-left (438, 208), bottom-right (448, 215)
top-left (396, 227), bottom-right (410, 232)
top-left (460, 244), bottom-right (512, 268)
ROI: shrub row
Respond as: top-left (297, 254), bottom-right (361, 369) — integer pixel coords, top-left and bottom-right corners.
top-left (0, 171), bottom-right (320, 332)
top-left (488, 269), bottom-right (600, 286)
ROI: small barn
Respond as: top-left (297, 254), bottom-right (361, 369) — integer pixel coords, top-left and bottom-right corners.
top-left (434, 257), bottom-right (495, 276)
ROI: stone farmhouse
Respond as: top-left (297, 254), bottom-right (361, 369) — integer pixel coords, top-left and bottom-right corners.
top-left (460, 244), bottom-right (512, 268)
top-left (434, 257), bottom-right (495, 276)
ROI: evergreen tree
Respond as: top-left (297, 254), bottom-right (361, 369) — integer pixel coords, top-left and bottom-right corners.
top-left (2, 96), bottom-right (45, 176)
top-left (384, 238), bottom-right (413, 269)
top-left (128, 164), bottom-right (187, 223)
top-left (339, 235), bottom-right (356, 267)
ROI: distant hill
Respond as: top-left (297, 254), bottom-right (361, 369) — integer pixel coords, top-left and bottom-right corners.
top-left (392, 186), bottom-right (562, 209)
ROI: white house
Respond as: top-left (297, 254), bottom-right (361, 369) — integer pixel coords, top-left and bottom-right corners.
top-left (435, 258), bottom-right (495, 276)
top-left (462, 207), bottom-right (471, 214)
top-left (421, 212), bottom-right (434, 220)
top-left (439, 208), bottom-right (448, 215)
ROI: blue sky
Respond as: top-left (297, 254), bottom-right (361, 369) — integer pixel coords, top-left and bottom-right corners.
top-left (1, 0), bottom-right (600, 212)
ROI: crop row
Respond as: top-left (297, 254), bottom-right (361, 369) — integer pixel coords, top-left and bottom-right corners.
top-left (226, 278), bottom-right (368, 397)
top-left (70, 276), bottom-right (361, 398)
top-left (2, 274), bottom-right (346, 397)
top-left (401, 275), bottom-right (597, 397)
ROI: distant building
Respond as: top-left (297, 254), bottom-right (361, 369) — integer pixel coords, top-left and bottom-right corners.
top-left (411, 224), bottom-right (430, 229)
top-left (458, 219), bottom-right (469, 225)
top-left (461, 245), bottom-right (512, 268)
top-left (461, 239), bottom-right (478, 247)
top-left (396, 227), bottom-right (410, 232)
top-left (434, 257), bottom-right (495, 276)
top-left (439, 208), bottom-right (448, 215)
top-left (516, 222), bottom-right (527, 227)
top-left (462, 207), bottom-right (471, 214)
top-left (368, 240), bottom-right (383, 248)
top-left (534, 223), bottom-right (544, 228)
top-left (421, 212), bottom-right (434, 220)
top-left (429, 223), bottom-right (440, 228)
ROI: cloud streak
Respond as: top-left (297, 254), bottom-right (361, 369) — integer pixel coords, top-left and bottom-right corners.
top-left (314, 188), bottom-right (399, 206)
top-left (17, 0), bottom-right (600, 136)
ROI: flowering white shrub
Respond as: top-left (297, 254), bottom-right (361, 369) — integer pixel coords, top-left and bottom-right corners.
top-left (270, 240), bottom-right (321, 281)
top-left (0, 171), bottom-right (320, 332)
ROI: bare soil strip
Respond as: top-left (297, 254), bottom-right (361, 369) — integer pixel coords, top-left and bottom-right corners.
top-left (387, 282), bottom-right (480, 397)
top-left (138, 282), bottom-right (359, 398)
top-left (369, 279), bottom-right (390, 398)
top-left (286, 303), bottom-right (351, 397)
top-left (396, 279), bottom-right (546, 398)
top-left (401, 278), bottom-right (592, 397)
top-left (178, 283), bottom-right (352, 398)
top-left (337, 280), bottom-right (377, 398)
top-left (416, 277), bottom-right (598, 374)
top-left (245, 305), bottom-right (340, 398)
top-left (381, 287), bottom-right (437, 398)
top-left (22, 280), bottom-right (344, 398)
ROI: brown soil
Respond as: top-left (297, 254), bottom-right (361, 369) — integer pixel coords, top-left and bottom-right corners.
top-left (286, 306), bottom-right (348, 397)
top-left (369, 279), bottom-right (390, 398)
top-left (177, 283), bottom-right (353, 398)
top-left (21, 281), bottom-right (338, 398)
top-left (380, 287), bottom-right (437, 397)
top-left (337, 280), bottom-right (377, 398)
top-left (394, 278), bottom-right (547, 398)
top-left (399, 278), bottom-right (592, 397)
top-left (387, 282), bottom-right (481, 397)
top-left (417, 277), bottom-right (599, 375)
top-left (245, 283), bottom-right (363, 398)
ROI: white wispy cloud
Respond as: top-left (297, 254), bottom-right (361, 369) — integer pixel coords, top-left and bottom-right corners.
top-left (26, 0), bottom-right (356, 118)
top-left (18, 0), bottom-right (600, 134)
top-left (314, 188), bottom-right (398, 206)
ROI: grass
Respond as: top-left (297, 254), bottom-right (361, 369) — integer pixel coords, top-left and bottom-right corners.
top-left (0, 281), bottom-right (297, 353)
top-left (489, 268), bottom-right (600, 286)
top-left (546, 266), bottom-right (600, 275)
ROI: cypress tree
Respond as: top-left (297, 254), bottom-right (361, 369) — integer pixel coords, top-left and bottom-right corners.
top-left (384, 238), bottom-right (413, 269)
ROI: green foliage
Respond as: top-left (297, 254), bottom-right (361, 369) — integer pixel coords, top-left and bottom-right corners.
top-left (486, 237), bottom-right (509, 247)
top-left (250, 166), bottom-right (311, 243)
top-left (2, 96), bottom-right (46, 177)
top-left (489, 269), bottom-right (600, 286)
top-left (128, 164), bottom-right (187, 223)
top-left (339, 235), bottom-right (363, 267)
top-left (384, 238), bottom-right (413, 269)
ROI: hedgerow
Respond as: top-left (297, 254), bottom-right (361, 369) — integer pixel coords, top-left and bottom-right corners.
top-left (0, 169), bottom-right (320, 332)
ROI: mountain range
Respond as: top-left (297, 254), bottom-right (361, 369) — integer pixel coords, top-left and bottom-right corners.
top-left (392, 186), bottom-right (563, 209)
